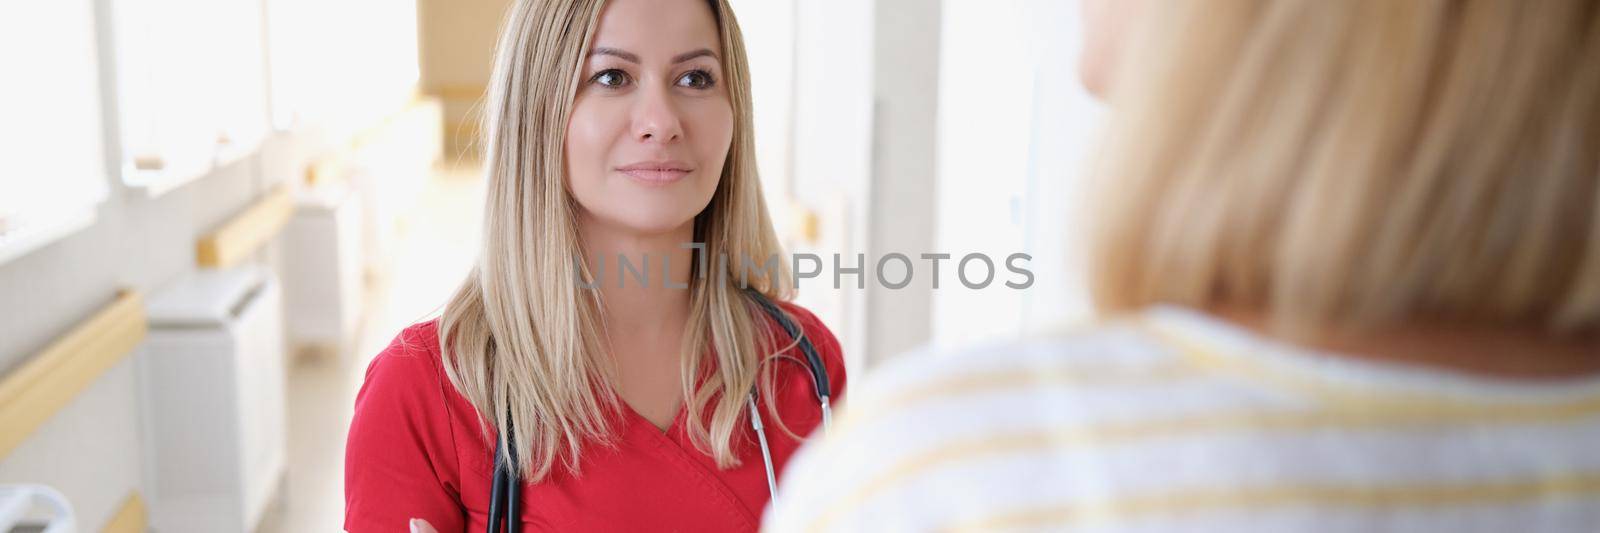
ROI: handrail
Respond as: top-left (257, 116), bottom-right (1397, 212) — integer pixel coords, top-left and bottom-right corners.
top-left (195, 185), bottom-right (293, 269)
top-left (102, 491), bottom-right (147, 532)
top-left (0, 291), bottom-right (146, 458)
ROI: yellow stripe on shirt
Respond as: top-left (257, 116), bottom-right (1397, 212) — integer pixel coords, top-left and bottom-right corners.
top-left (806, 402), bottom-right (1600, 532)
top-left (1140, 318), bottom-right (1600, 412)
top-left (939, 473), bottom-right (1600, 532)
top-left (831, 360), bottom-right (1202, 438)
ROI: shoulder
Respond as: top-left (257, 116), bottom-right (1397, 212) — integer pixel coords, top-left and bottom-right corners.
top-left (773, 301), bottom-right (839, 352)
top-left (764, 320), bottom-right (1183, 531)
top-left (352, 320), bottom-right (454, 424)
top-left (361, 320), bottom-right (446, 389)
top-left (348, 319), bottom-right (465, 465)
top-left (858, 319), bottom-right (1172, 400)
top-left (773, 300), bottom-right (849, 397)
top-left (345, 319), bottom-right (469, 530)
top-left (836, 319), bottom-right (1183, 437)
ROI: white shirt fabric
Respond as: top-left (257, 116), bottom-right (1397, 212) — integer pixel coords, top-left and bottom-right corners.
top-left (764, 306), bottom-right (1600, 532)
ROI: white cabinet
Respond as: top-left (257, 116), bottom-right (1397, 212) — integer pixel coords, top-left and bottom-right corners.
top-left (283, 185), bottom-right (365, 355)
top-left (139, 265), bottom-right (287, 533)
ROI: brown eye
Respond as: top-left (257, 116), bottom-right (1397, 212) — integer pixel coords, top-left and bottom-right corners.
top-left (676, 70), bottom-right (715, 89)
top-left (592, 69), bottom-right (631, 88)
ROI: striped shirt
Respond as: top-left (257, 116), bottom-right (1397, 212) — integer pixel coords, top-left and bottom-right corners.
top-left (763, 306), bottom-right (1600, 532)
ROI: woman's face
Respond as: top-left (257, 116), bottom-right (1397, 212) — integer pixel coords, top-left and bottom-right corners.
top-left (565, 0), bottom-right (732, 236)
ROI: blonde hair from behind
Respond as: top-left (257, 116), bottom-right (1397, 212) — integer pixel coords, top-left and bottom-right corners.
top-left (439, 0), bottom-right (795, 483)
top-left (1090, 0), bottom-right (1600, 338)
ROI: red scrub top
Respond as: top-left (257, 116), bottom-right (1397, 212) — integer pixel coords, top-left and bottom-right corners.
top-left (344, 302), bottom-right (847, 532)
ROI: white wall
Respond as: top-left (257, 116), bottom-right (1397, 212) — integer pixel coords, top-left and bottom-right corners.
top-left (930, 0), bottom-right (1103, 350)
top-left (1016, 0), bottom-right (1103, 334)
top-left (727, 0), bottom-right (798, 215)
top-left (784, 0), bottom-right (878, 372)
top-left (864, 0), bottom-right (942, 366)
top-left (740, 0), bottom-right (1105, 367)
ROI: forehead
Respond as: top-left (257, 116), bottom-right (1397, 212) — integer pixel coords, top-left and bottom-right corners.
top-left (589, 0), bottom-right (722, 59)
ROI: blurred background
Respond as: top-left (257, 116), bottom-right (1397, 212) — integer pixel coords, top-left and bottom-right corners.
top-left (0, 0), bottom-right (1105, 530)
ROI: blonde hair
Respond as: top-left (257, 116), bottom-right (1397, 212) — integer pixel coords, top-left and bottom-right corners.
top-left (1089, 0), bottom-right (1600, 337)
top-left (439, 0), bottom-right (794, 482)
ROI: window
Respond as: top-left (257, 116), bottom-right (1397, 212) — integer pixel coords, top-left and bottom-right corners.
top-left (111, 0), bottom-right (271, 196)
top-left (264, 0), bottom-right (420, 143)
top-left (0, 0), bottom-right (110, 265)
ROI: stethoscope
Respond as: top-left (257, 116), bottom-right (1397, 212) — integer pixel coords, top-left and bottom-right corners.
top-left (486, 290), bottom-right (832, 533)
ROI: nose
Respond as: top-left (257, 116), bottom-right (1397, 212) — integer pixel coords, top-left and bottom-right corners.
top-left (632, 84), bottom-right (684, 144)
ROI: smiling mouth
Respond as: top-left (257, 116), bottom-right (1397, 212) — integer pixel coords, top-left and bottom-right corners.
top-left (616, 162), bottom-right (693, 184)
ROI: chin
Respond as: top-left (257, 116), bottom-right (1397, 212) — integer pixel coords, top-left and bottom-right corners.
top-left (599, 205), bottom-right (702, 236)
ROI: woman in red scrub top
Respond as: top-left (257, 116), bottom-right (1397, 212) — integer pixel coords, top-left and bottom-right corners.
top-left (342, 0), bottom-right (848, 531)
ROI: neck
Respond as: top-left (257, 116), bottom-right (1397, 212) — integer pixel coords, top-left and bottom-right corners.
top-left (1211, 307), bottom-right (1600, 381)
top-left (577, 215), bottom-right (696, 338)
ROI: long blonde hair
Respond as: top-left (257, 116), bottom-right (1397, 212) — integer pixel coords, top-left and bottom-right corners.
top-left (439, 0), bottom-right (794, 482)
top-left (1089, 0), bottom-right (1600, 338)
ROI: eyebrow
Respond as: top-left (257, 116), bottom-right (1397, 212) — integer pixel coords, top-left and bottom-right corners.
top-left (587, 47), bottom-right (719, 64)
top-left (671, 48), bottom-right (718, 63)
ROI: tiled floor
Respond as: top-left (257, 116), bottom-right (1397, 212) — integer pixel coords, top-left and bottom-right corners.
top-left (259, 163), bottom-right (483, 532)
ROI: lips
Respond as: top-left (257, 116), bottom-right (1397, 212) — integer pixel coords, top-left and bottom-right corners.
top-left (616, 161), bottom-right (693, 184)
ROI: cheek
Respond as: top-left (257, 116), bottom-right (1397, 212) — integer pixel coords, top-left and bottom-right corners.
top-left (565, 100), bottom-right (623, 182)
top-left (689, 99), bottom-right (735, 173)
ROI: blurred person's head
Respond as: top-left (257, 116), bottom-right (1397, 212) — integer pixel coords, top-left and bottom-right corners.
top-left (441, 0), bottom-right (791, 482)
top-left (1086, 0), bottom-right (1600, 339)
top-left (1078, 0), bottom-right (1146, 98)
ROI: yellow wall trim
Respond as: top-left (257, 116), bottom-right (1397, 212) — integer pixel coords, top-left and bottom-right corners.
top-left (195, 185), bottom-right (293, 269)
top-left (428, 83), bottom-right (487, 101)
top-left (102, 491), bottom-right (147, 533)
top-left (0, 291), bottom-right (147, 458)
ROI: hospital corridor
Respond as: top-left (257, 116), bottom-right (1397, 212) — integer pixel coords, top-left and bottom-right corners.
top-left (254, 164), bottom-right (484, 532)
top-left (10, 0), bottom-right (1584, 531)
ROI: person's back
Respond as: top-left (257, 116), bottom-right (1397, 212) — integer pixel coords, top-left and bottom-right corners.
top-left (764, 0), bottom-right (1600, 531)
top-left (769, 308), bottom-right (1600, 531)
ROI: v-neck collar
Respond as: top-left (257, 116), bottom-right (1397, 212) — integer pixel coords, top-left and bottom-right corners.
top-left (620, 401), bottom-right (761, 529)
top-left (619, 397), bottom-right (688, 435)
